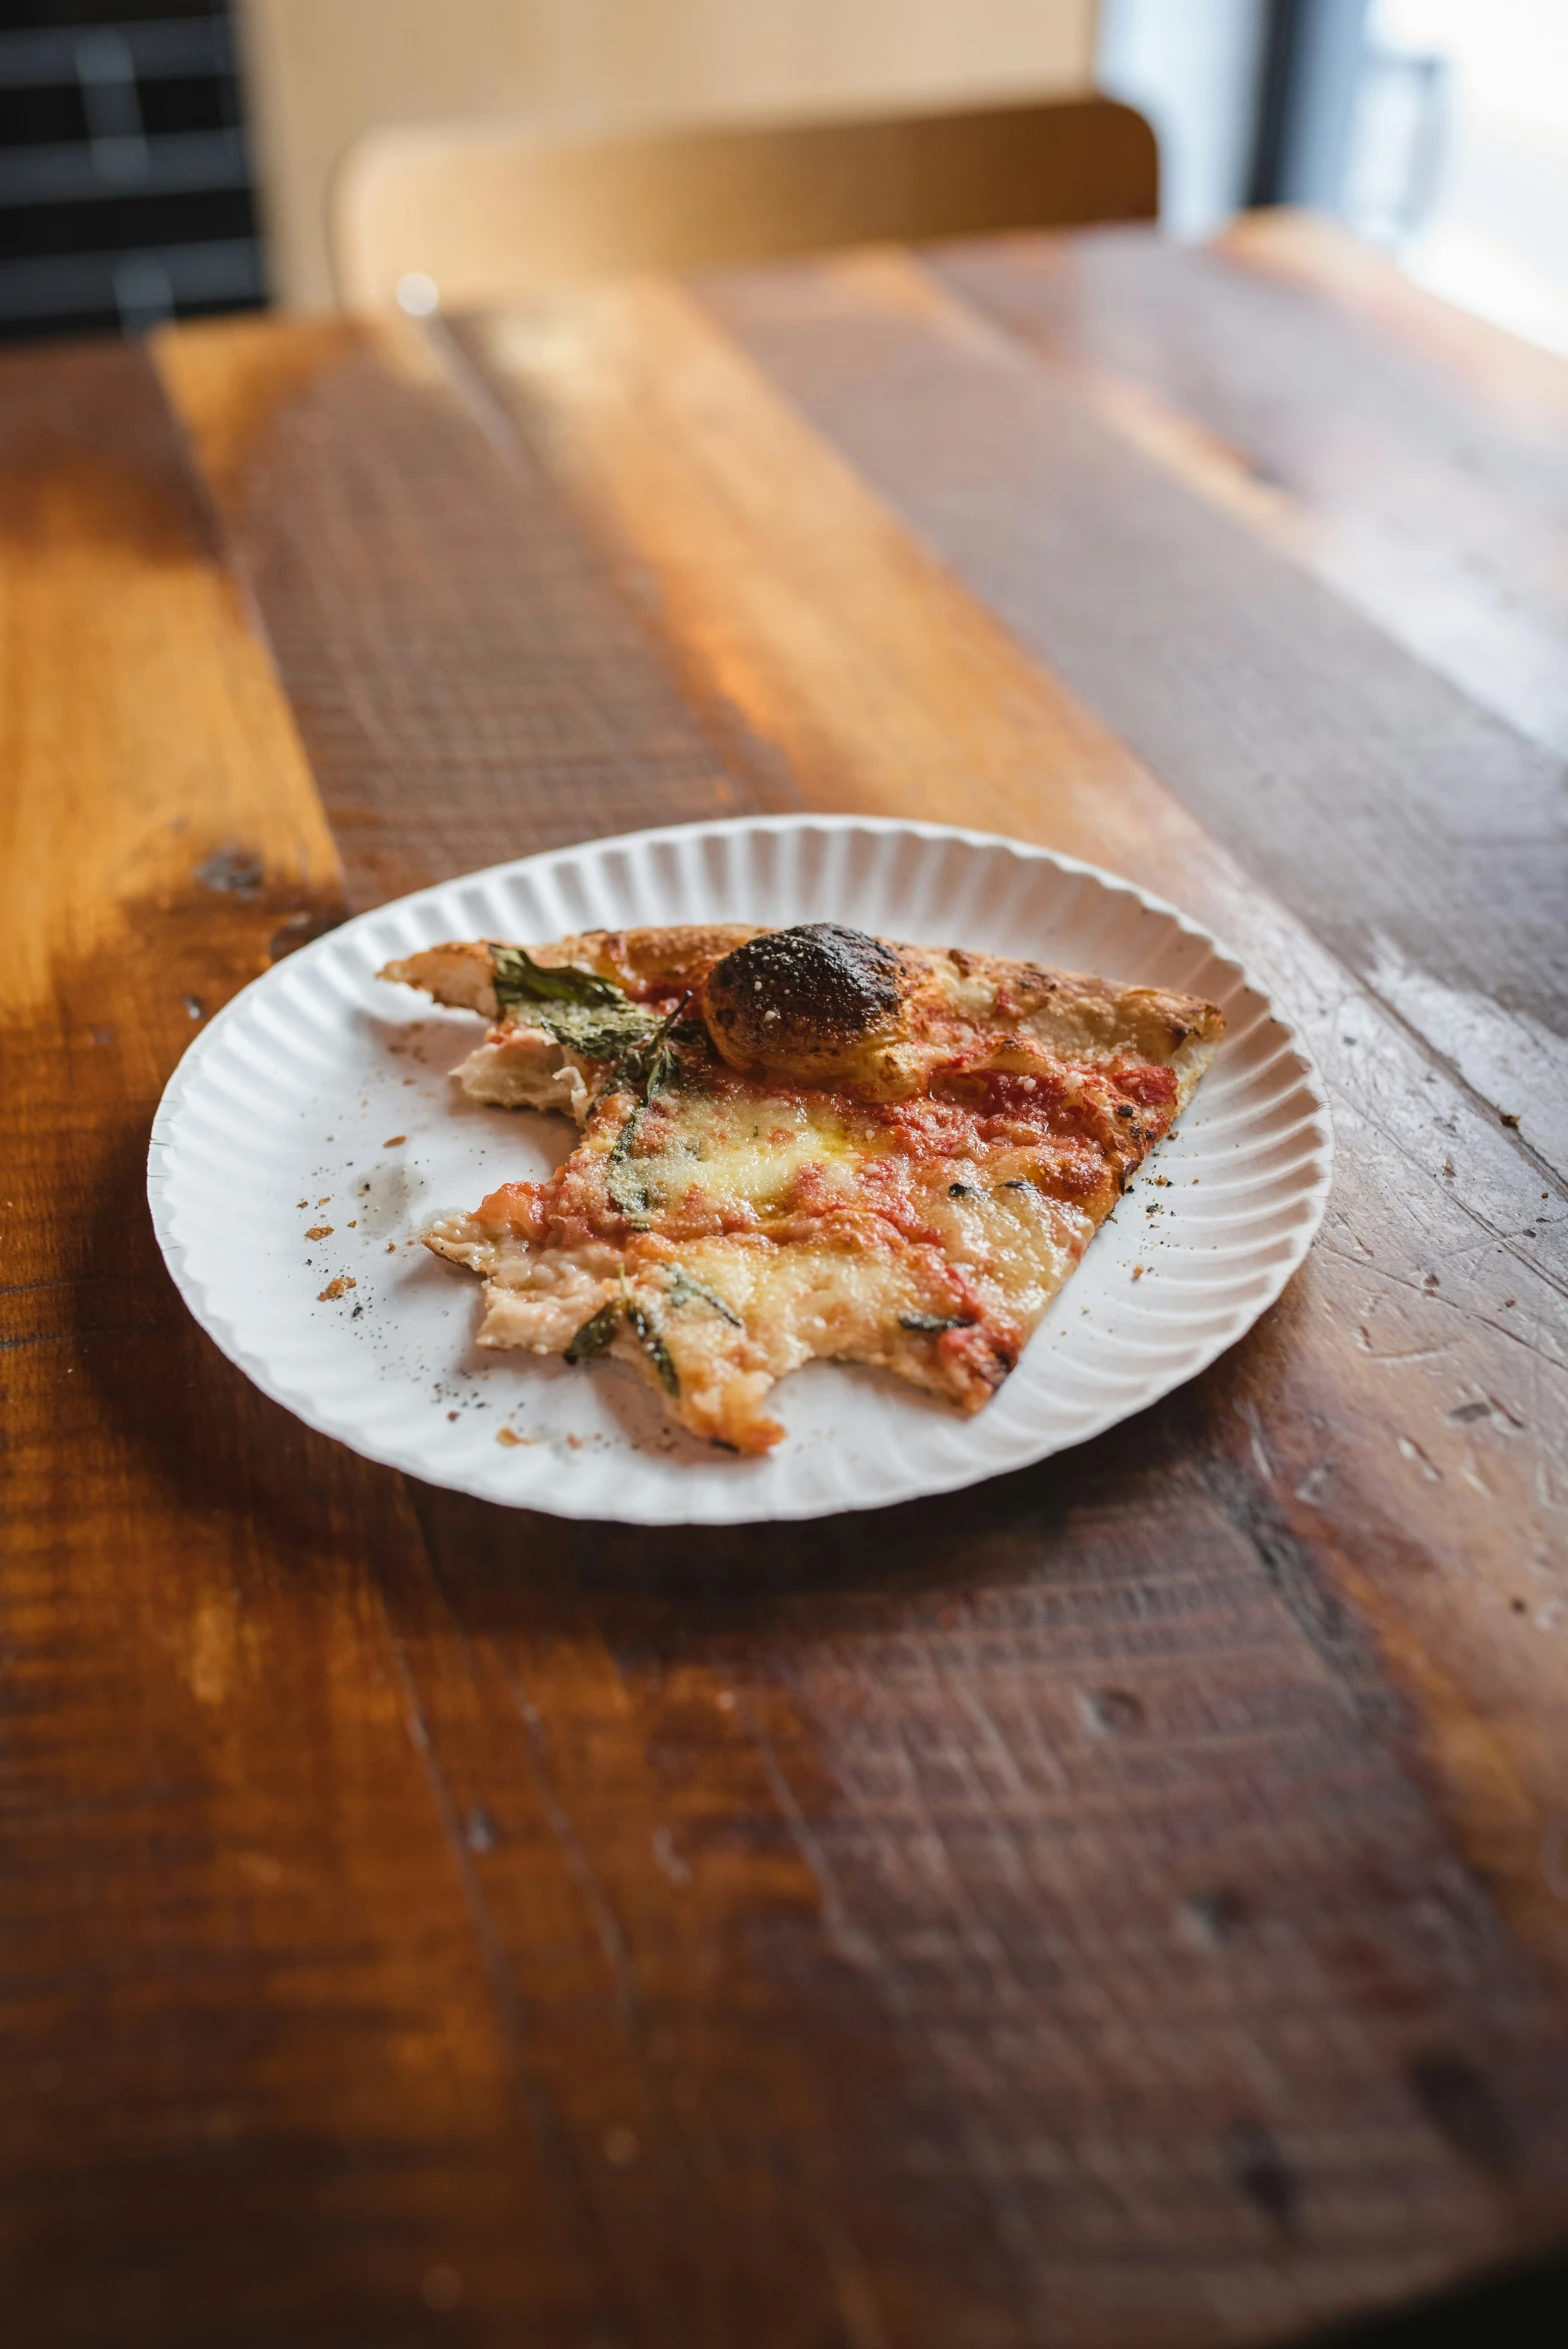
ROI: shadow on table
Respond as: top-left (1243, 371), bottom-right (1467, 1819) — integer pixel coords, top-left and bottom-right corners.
top-left (1313, 2243), bottom-right (1568, 2344)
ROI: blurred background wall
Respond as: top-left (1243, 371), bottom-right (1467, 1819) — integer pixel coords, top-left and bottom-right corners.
top-left (2, 2), bottom-right (1564, 357)
top-left (237, 0), bottom-right (1100, 312)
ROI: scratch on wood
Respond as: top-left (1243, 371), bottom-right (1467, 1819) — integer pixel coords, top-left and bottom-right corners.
top-left (1198, 1452), bottom-right (1393, 1699)
top-left (499, 1669), bottom-right (646, 2029)
top-left (732, 1689), bottom-right (874, 1973)
top-left (373, 1600), bottom-right (619, 2288)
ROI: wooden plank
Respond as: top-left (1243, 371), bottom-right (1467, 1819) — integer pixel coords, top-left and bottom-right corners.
top-left (933, 222), bottom-right (1568, 762)
top-left (9, 325), bottom-right (964, 2349)
top-left (449, 274), bottom-right (1568, 1979)
top-left (156, 300), bottom-right (1102, 2349)
top-left (1218, 209), bottom-right (1568, 434)
top-left (0, 340), bottom-right (603, 2344)
top-left (154, 289), bottom-right (1568, 2336)
top-left (406, 1462), bottom-right (1568, 2347)
top-left (699, 247), bottom-right (1568, 1185)
top-left (154, 310), bottom-right (777, 912)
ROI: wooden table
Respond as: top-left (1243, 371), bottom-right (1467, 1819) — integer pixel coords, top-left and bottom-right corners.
top-left (5, 212), bottom-right (1567, 2348)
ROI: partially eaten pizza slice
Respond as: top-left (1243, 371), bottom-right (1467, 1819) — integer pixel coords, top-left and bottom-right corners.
top-left (381, 920), bottom-right (1223, 1453)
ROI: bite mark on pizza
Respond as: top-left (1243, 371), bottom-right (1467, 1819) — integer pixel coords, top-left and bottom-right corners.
top-left (380, 921), bottom-right (1223, 1453)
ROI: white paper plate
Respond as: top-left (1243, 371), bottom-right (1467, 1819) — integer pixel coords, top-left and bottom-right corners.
top-left (148, 817), bottom-right (1331, 1523)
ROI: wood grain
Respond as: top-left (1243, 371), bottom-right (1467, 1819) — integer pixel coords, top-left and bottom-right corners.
top-left (1218, 209), bottom-right (1568, 433)
top-left (10, 220), bottom-right (1565, 2342)
top-left (402, 1456), bottom-right (1568, 2347)
top-left (699, 246), bottom-right (1568, 1183)
top-left (0, 340), bottom-right (596, 2346)
top-left (450, 273), bottom-right (1568, 1984)
top-left (933, 223), bottom-right (1568, 763)
top-left (155, 309), bottom-right (769, 911)
top-left (5, 330), bottom-right (938, 2349)
top-left (134, 274), bottom-right (1568, 2339)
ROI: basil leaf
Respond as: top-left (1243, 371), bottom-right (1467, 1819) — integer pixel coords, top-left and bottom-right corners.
top-left (898, 1311), bottom-right (977, 1334)
top-left (623, 991), bottom-right (697, 1104)
top-left (605, 1154), bottom-right (650, 1221)
top-left (489, 944), bottom-right (661, 1062)
top-left (627, 1302), bottom-right (680, 1395)
top-left (601, 993), bottom-right (703, 1226)
top-left (666, 1268), bottom-right (743, 1327)
top-left (564, 1302), bottom-right (620, 1363)
top-left (605, 1094), bottom-right (653, 1224)
top-left (490, 943), bottom-right (626, 1010)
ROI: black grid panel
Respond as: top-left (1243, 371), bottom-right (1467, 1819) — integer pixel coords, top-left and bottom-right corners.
top-left (0, 1), bottom-right (267, 342)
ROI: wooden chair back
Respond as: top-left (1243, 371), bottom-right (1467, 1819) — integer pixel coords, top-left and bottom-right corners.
top-left (333, 95), bottom-right (1157, 313)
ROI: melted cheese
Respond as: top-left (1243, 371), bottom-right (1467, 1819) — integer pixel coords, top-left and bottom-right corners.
top-left (622, 1087), bottom-right (861, 1220)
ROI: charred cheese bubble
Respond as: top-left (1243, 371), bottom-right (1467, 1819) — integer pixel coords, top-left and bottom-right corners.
top-left (703, 923), bottom-right (904, 1084)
